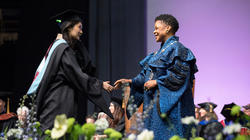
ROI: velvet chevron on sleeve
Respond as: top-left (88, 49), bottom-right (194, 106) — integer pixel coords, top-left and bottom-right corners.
top-left (163, 59), bottom-right (190, 91)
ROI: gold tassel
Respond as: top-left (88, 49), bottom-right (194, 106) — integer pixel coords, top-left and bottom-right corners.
top-left (209, 104), bottom-right (213, 112)
top-left (7, 98), bottom-right (10, 114)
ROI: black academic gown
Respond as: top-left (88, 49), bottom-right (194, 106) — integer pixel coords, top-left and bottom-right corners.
top-left (35, 41), bottom-right (112, 132)
top-left (0, 112), bottom-right (17, 133)
top-left (197, 120), bottom-right (223, 140)
top-left (114, 116), bottom-right (125, 134)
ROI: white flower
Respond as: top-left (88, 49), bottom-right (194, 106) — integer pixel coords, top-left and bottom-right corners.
top-left (223, 123), bottom-right (241, 134)
top-left (6, 128), bottom-right (23, 138)
top-left (127, 134), bottom-right (136, 140)
top-left (51, 114), bottom-right (68, 139)
top-left (137, 129), bottom-right (154, 140)
top-left (94, 118), bottom-right (109, 130)
top-left (181, 116), bottom-right (199, 125)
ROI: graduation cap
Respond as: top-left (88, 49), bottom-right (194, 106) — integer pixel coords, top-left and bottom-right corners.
top-left (242, 104), bottom-right (250, 110)
top-left (50, 9), bottom-right (87, 33)
top-left (110, 92), bottom-right (124, 108)
top-left (0, 91), bottom-right (16, 114)
top-left (221, 102), bottom-right (240, 121)
top-left (198, 102), bottom-right (217, 113)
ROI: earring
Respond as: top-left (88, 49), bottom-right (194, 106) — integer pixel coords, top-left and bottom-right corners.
top-left (166, 30), bottom-right (169, 34)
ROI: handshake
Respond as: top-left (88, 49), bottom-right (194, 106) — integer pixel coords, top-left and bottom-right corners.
top-left (102, 79), bottom-right (132, 93)
top-left (102, 79), bottom-right (157, 93)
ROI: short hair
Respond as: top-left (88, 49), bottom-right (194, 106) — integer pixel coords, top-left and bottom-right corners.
top-left (85, 114), bottom-right (96, 120)
top-left (155, 14), bottom-right (179, 34)
top-left (17, 106), bottom-right (29, 115)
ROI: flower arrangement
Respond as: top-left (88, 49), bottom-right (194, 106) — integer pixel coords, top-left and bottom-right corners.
top-left (126, 129), bottom-right (154, 140)
top-left (95, 118), bottom-right (109, 132)
top-left (181, 116), bottom-right (199, 125)
top-left (6, 128), bottom-right (23, 139)
top-left (50, 114), bottom-right (68, 139)
top-left (223, 123), bottom-right (242, 135)
top-left (3, 91), bottom-right (249, 140)
top-left (4, 94), bottom-right (43, 140)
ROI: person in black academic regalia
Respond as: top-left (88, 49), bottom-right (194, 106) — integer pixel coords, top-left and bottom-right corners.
top-left (0, 92), bottom-right (18, 136)
top-left (242, 104), bottom-right (250, 117)
top-left (107, 92), bottom-right (125, 134)
top-left (26, 9), bottom-right (113, 132)
top-left (196, 102), bottom-right (223, 140)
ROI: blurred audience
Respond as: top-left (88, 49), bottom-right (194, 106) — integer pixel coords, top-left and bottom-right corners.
top-left (107, 93), bottom-right (125, 133)
top-left (198, 102), bottom-right (218, 122)
top-left (195, 106), bottom-right (201, 120)
top-left (220, 102), bottom-right (241, 127)
top-left (17, 106), bottom-right (29, 128)
top-left (196, 102), bottom-right (223, 140)
top-left (242, 104), bottom-right (250, 116)
top-left (85, 114), bottom-right (96, 124)
top-left (97, 112), bottom-right (108, 120)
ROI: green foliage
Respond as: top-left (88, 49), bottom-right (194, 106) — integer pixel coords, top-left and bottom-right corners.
top-left (234, 135), bottom-right (250, 140)
top-left (109, 131), bottom-right (122, 140)
top-left (81, 123), bottom-right (96, 140)
top-left (67, 118), bottom-right (76, 133)
top-left (71, 124), bottom-right (84, 140)
top-left (231, 105), bottom-right (241, 116)
top-left (103, 128), bottom-right (122, 140)
top-left (170, 135), bottom-right (181, 140)
top-left (45, 129), bottom-right (51, 136)
top-left (44, 129), bottom-right (52, 140)
top-left (192, 137), bottom-right (204, 140)
top-left (191, 127), bottom-right (196, 138)
top-left (34, 122), bottom-right (40, 128)
top-left (215, 133), bottom-right (223, 140)
top-left (104, 128), bottom-right (116, 137)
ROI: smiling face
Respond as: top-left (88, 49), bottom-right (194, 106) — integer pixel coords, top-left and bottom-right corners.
top-left (153, 20), bottom-right (171, 43)
top-left (199, 108), bottom-right (207, 118)
top-left (69, 22), bottom-right (83, 40)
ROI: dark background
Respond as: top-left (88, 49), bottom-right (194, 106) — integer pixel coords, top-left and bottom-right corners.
top-left (0, 0), bottom-right (146, 113)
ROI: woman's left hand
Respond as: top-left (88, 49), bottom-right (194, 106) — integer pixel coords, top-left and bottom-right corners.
top-left (103, 81), bottom-right (114, 93)
top-left (144, 80), bottom-right (157, 91)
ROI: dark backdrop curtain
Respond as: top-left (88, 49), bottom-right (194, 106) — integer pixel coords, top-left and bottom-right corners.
top-left (87, 0), bottom-right (147, 114)
top-left (89, 0), bottom-right (146, 83)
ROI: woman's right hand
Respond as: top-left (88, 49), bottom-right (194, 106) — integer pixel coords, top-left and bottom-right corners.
top-left (114, 79), bottom-right (132, 90)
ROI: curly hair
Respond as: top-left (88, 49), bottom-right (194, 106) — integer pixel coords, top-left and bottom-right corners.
top-left (155, 14), bottom-right (179, 34)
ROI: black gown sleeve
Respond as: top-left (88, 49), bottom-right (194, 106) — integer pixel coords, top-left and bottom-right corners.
top-left (60, 47), bottom-right (113, 118)
top-left (61, 47), bottom-right (103, 96)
